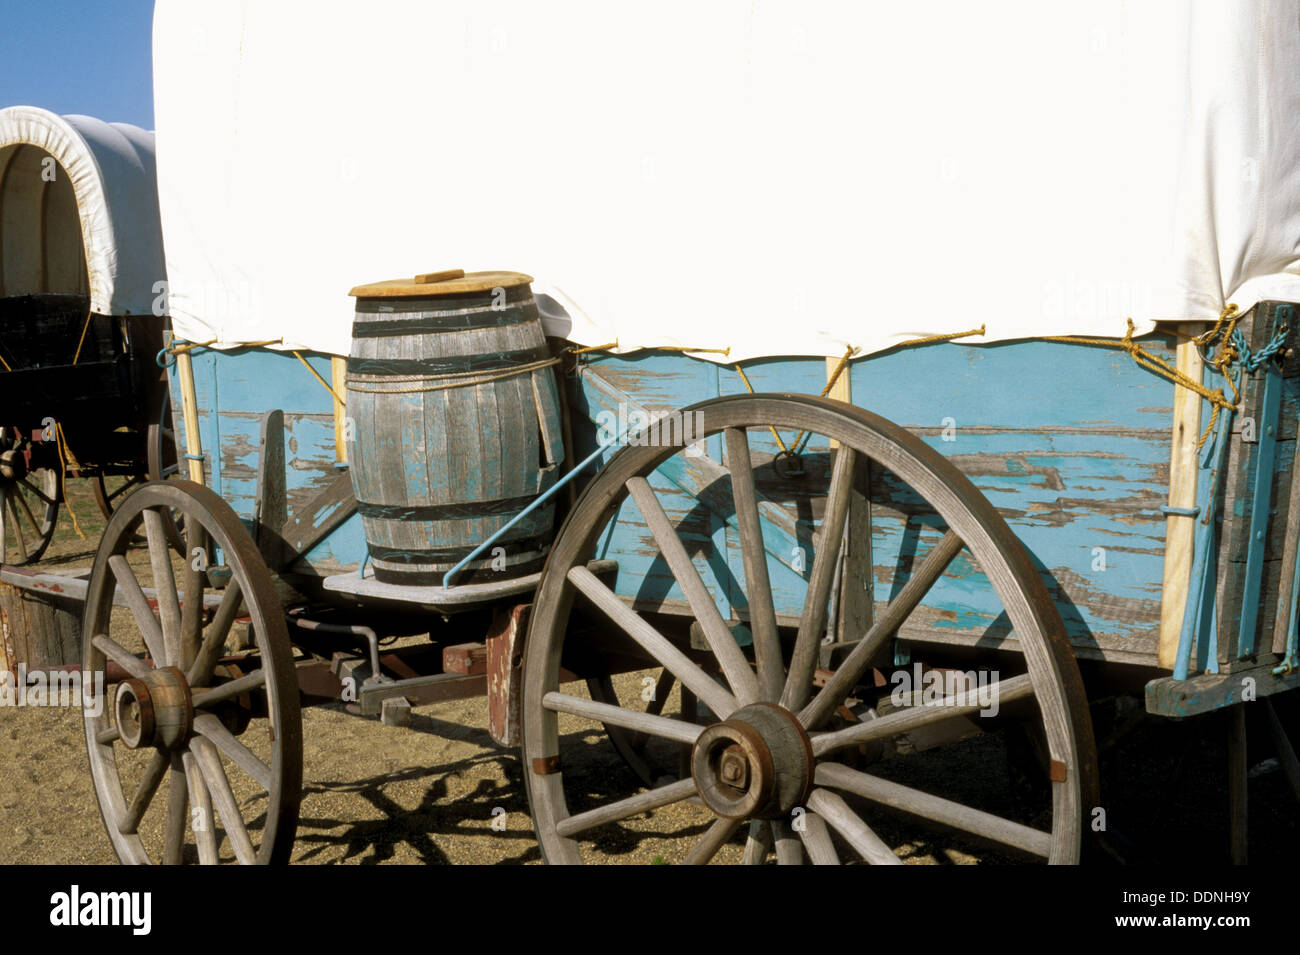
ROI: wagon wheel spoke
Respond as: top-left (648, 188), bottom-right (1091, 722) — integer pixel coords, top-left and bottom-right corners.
top-left (178, 524), bottom-right (210, 669)
top-left (567, 565), bottom-right (737, 718)
top-left (108, 554), bottom-right (166, 665)
top-left (117, 749), bottom-right (169, 835)
top-left (7, 492), bottom-right (28, 556)
top-left (543, 691), bottom-right (705, 746)
top-left (798, 812), bottom-right (840, 864)
top-left (725, 427), bottom-right (783, 702)
top-left (555, 777), bottom-right (697, 838)
top-left (626, 476), bottom-right (760, 705)
top-left (91, 633), bottom-right (151, 680)
top-left (191, 736), bottom-right (256, 864)
top-left (806, 788), bottom-right (902, 864)
top-left (682, 816), bottom-right (743, 865)
top-left (815, 761), bottom-right (1052, 858)
top-left (191, 668), bottom-right (266, 709)
top-left (193, 713), bottom-right (272, 791)
top-left (19, 478), bottom-right (56, 506)
top-left (811, 672), bottom-right (1036, 757)
top-left (163, 755), bottom-right (188, 865)
top-left (771, 819), bottom-right (804, 864)
top-left (181, 751), bottom-right (218, 864)
top-left (627, 669), bottom-right (675, 750)
top-left (96, 474), bottom-right (145, 514)
top-left (585, 670), bottom-right (684, 786)
top-left (781, 446), bottom-right (856, 712)
top-left (106, 477), bottom-right (144, 503)
top-left (12, 485), bottom-right (41, 538)
top-left (187, 577), bottom-right (244, 688)
top-left (800, 529), bottom-right (965, 730)
top-left (144, 509), bottom-right (184, 666)
top-left (742, 819), bottom-right (772, 863)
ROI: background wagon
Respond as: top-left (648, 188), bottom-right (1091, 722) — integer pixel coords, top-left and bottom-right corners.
top-left (0, 106), bottom-right (174, 567)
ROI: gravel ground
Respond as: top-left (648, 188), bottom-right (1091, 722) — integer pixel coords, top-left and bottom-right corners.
top-left (1, 478), bottom-right (1296, 865)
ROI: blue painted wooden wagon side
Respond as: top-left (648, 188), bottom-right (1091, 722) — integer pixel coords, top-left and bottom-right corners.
top-left (163, 304), bottom-right (1300, 716)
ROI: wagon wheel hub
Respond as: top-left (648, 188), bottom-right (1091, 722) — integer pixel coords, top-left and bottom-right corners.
top-left (115, 667), bottom-right (193, 751)
top-left (0, 449), bottom-right (28, 483)
top-left (691, 702), bottom-right (814, 821)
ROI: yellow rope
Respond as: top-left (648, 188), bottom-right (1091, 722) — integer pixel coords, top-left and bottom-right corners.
top-left (733, 346), bottom-right (860, 455)
top-left (888, 324), bottom-right (986, 350)
top-left (164, 338), bottom-right (283, 357)
top-left (657, 345), bottom-right (731, 356)
top-left (0, 353), bottom-right (9, 371)
top-left (733, 364), bottom-right (790, 453)
top-left (823, 345), bottom-right (856, 398)
top-left (1042, 308), bottom-right (1241, 451)
top-left (569, 341), bottom-right (619, 355)
top-left (71, 307), bottom-right (94, 365)
top-left (53, 422), bottom-right (85, 539)
top-left (293, 351), bottom-right (347, 407)
top-left (569, 341), bottom-right (732, 357)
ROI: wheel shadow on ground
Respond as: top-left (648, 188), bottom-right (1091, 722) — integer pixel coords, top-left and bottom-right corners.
top-left (291, 711), bottom-right (723, 864)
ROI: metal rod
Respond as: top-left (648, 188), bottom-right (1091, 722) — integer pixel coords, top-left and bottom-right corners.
top-left (441, 432), bottom-right (628, 589)
top-left (287, 606), bottom-right (387, 685)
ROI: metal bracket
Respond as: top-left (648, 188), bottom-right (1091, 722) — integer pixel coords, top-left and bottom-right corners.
top-left (532, 755), bottom-right (561, 775)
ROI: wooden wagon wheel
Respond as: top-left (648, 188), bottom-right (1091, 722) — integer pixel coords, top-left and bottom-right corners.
top-left (522, 393), bottom-right (1098, 865)
top-left (0, 432), bottom-right (60, 565)
top-left (82, 480), bottom-right (301, 864)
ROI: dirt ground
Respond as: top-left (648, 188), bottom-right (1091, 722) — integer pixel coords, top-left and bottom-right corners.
top-left (1, 478), bottom-right (1296, 865)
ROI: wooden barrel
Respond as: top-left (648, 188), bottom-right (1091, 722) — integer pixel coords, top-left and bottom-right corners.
top-left (345, 270), bottom-right (565, 585)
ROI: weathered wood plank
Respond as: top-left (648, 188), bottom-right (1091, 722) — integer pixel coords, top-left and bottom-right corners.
top-left (255, 409), bottom-right (287, 568)
top-left (279, 472), bottom-right (357, 560)
top-left (1158, 324), bottom-right (1204, 669)
top-left (1144, 659), bottom-right (1300, 717)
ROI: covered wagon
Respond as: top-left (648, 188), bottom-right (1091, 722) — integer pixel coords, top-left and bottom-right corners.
top-left (0, 105), bottom-right (173, 567)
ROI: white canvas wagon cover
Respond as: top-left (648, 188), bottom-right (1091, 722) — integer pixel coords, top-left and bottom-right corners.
top-left (0, 106), bottom-right (165, 316)
top-left (154, 1), bottom-right (1300, 361)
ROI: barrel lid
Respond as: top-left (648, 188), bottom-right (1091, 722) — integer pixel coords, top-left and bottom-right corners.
top-left (348, 269), bottom-right (534, 298)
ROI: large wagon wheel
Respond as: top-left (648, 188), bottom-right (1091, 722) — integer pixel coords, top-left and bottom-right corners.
top-left (522, 393), bottom-right (1098, 865)
top-left (82, 481), bottom-right (301, 864)
top-left (0, 430), bottom-right (59, 565)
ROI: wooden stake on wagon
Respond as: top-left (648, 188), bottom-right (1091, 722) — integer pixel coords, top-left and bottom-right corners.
top-left (175, 349), bottom-right (206, 485)
top-left (331, 355), bottom-right (348, 464)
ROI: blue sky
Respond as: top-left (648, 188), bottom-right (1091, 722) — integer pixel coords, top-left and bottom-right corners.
top-left (1, 0), bottom-right (155, 127)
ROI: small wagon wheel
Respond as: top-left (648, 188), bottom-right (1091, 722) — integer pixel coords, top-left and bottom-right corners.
top-left (0, 431), bottom-right (60, 565)
top-left (82, 480), bottom-right (301, 864)
top-left (522, 393), bottom-right (1097, 865)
